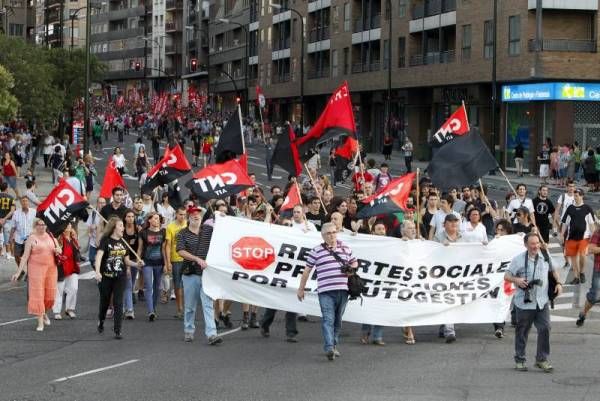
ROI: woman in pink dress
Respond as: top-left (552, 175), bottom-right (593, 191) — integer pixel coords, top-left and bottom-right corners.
top-left (12, 218), bottom-right (61, 331)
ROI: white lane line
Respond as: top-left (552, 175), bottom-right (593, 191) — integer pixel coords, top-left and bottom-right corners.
top-left (260, 173), bottom-right (282, 179)
top-left (79, 271), bottom-right (96, 280)
top-left (218, 327), bottom-right (242, 337)
top-left (247, 155), bottom-right (260, 160)
top-left (551, 303), bottom-right (574, 311)
top-left (0, 285), bottom-right (26, 293)
top-left (550, 315), bottom-right (576, 322)
top-left (0, 317), bottom-right (36, 327)
top-left (51, 359), bottom-right (140, 383)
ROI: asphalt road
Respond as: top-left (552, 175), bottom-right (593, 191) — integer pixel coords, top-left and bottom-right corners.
top-left (1, 131), bottom-right (599, 401)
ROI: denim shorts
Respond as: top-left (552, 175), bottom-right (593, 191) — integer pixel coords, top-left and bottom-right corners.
top-left (172, 261), bottom-right (184, 290)
top-left (5, 176), bottom-right (16, 189)
top-left (586, 270), bottom-right (600, 305)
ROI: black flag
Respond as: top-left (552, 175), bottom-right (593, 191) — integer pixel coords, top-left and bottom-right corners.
top-left (427, 129), bottom-right (498, 190)
top-left (270, 124), bottom-right (302, 177)
top-left (214, 105), bottom-right (244, 157)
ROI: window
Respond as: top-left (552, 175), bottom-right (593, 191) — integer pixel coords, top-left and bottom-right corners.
top-left (332, 49), bottom-right (338, 77)
top-left (383, 39), bottom-right (389, 69)
top-left (332, 5), bottom-right (339, 34)
top-left (461, 24), bottom-right (471, 60)
top-left (397, 37), bottom-right (405, 67)
top-left (343, 47), bottom-right (349, 74)
top-left (343, 3), bottom-right (350, 32)
top-left (8, 23), bottom-right (24, 37)
top-left (398, 0), bottom-right (407, 17)
top-left (509, 15), bottom-right (520, 56)
top-left (483, 20), bottom-right (493, 59)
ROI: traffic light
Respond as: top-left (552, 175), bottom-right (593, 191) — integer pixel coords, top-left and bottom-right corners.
top-left (134, 61), bottom-right (141, 71)
top-left (235, 95), bottom-right (241, 104)
top-left (190, 58), bottom-right (198, 72)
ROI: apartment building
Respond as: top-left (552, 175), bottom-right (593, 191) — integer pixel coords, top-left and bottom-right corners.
top-left (245, 0), bottom-right (600, 170)
top-left (1, 0), bottom-right (35, 43)
top-left (35, 0), bottom-right (91, 49)
top-left (181, 0), bottom-right (210, 104)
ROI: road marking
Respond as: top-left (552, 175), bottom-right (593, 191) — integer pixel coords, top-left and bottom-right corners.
top-left (247, 155), bottom-right (260, 160)
top-left (0, 317), bottom-right (36, 327)
top-left (0, 285), bottom-right (26, 293)
top-left (260, 173), bottom-right (282, 179)
top-left (218, 327), bottom-right (242, 337)
top-left (51, 359), bottom-right (140, 383)
top-left (551, 303), bottom-right (574, 311)
top-left (79, 271), bottom-right (96, 280)
top-left (550, 315), bottom-right (576, 322)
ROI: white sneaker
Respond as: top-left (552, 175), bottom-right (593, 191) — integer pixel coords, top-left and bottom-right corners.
top-left (43, 314), bottom-right (51, 325)
top-left (6, 254), bottom-right (14, 260)
top-left (170, 291), bottom-right (176, 300)
top-left (54, 314), bottom-right (62, 320)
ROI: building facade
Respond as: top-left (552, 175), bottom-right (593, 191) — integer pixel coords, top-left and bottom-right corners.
top-left (35, 0), bottom-right (91, 49)
top-left (243, 0), bottom-right (600, 169)
top-left (1, 0), bottom-right (35, 43)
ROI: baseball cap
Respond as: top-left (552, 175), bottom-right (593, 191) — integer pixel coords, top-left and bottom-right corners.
top-left (187, 205), bottom-right (204, 215)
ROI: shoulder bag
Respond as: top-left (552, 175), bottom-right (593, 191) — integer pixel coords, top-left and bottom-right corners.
top-left (324, 244), bottom-right (366, 302)
top-left (181, 229), bottom-right (203, 275)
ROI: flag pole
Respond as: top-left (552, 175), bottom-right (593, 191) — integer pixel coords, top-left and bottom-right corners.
top-left (498, 167), bottom-right (517, 195)
top-left (294, 182), bottom-right (310, 231)
top-left (416, 168), bottom-right (421, 239)
top-left (357, 149), bottom-right (366, 184)
top-left (258, 105), bottom-right (266, 143)
top-left (303, 162), bottom-right (328, 215)
top-left (88, 205), bottom-right (143, 262)
top-left (238, 104), bottom-right (246, 155)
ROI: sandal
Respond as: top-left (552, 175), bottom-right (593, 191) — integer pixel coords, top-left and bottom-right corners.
top-left (403, 327), bottom-right (416, 345)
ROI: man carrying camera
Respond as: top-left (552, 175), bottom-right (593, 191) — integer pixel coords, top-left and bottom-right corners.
top-left (297, 222), bottom-right (357, 361)
top-left (505, 232), bottom-right (563, 373)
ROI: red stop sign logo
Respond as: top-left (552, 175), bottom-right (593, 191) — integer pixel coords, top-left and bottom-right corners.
top-left (231, 237), bottom-right (275, 271)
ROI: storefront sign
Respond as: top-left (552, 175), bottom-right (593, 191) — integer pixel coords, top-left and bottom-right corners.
top-left (503, 82), bottom-right (600, 102)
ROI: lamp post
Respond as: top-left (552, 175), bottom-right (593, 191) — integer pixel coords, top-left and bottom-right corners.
top-left (69, 6), bottom-right (88, 51)
top-left (218, 18), bottom-right (248, 116)
top-left (270, 3), bottom-right (303, 129)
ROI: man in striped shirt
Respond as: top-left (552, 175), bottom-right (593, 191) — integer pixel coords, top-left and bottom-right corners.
top-left (297, 222), bottom-right (357, 361)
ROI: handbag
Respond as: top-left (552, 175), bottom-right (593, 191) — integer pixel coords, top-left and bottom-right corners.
top-left (181, 228), bottom-right (203, 275)
top-left (324, 244), bottom-right (366, 302)
top-left (48, 232), bottom-right (67, 279)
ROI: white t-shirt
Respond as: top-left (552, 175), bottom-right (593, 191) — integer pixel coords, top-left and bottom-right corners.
top-left (556, 193), bottom-right (575, 221)
top-left (113, 154), bottom-right (126, 169)
top-left (460, 221), bottom-right (488, 243)
top-left (429, 210), bottom-right (461, 237)
top-left (292, 220), bottom-right (317, 232)
top-left (156, 203), bottom-right (176, 227)
top-left (506, 197), bottom-right (534, 223)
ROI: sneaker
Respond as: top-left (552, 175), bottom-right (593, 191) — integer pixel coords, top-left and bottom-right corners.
top-left (170, 291), bottom-right (176, 300)
top-left (97, 320), bottom-right (104, 333)
top-left (333, 348), bottom-right (341, 357)
top-left (286, 335), bottom-right (298, 343)
top-left (494, 328), bottom-right (504, 339)
top-left (66, 311), bottom-right (76, 319)
top-left (184, 333), bottom-right (194, 342)
top-left (174, 311), bottom-right (183, 319)
top-left (106, 307), bottom-right (114, 319)
top-left (576, 313), bottom-right (586, 327)
top-left (535, 360), bottom-right (553, 373)
top-left (6, 254), bottom-right (14, 260)
top-left (569, 277), bottom-right (581, 285)
top-left (260, 327), bottom-right (270, 338)
top-left (326, 350), bottom-right (335, 361)
top-left (249, 312), bottom-right (260, 329)
top-left (241, 313), bottom-right (249, 330)
top-left (445, 335), bottom-right (457, 344)
top-left (208, 335), bottom-right (223, 345)
top-left (114, 331), bottom-right (123, 340)
top-left (148, 312), bottom-right (156, 322)
top-left (54, 313), bottom-right (62, 320)
top-left (515, 362), bottom-right (528, 372)
top-left (372, 339), bottom-right (385, 346)
top-left (125, 310), bottom-right (135, 320)
top-left (580, 273), bottom-right (586, 284)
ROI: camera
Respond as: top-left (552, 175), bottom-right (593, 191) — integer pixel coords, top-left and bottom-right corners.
top-left (340, 264), bottom-right (354, 274)
top-left (523, 279), bottom-right (542, 303)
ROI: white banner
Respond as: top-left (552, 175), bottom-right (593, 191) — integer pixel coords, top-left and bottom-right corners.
top-left (204, 216), bottom-right (525, 327)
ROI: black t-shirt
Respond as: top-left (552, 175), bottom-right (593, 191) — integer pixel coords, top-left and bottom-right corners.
top-left (100, 203), bottom-right (128, 222)
top-left (513, 222), bottom-right (533, 234)
top-left (140, 228), bottom-right (165, 265)
top-left (539, 149), bottom-right (550, 165)
top-left (99, 236), bottom-right (128, 277)
top-left (306, 211), bottom-right (325, 230)
top-left (123, 227), bottom-right (139, 259)
top-left (562, 203), bottom-right (594, 240)
top-left (533, 197), bottom-right (555, 231)
top-left (0, 192), bottom-right (15, 219)
top-left (515, 144), bottom-right (524, 158)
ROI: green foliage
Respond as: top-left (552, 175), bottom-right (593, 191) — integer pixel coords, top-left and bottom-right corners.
top-left (0, 64), bottom-right (19, 120)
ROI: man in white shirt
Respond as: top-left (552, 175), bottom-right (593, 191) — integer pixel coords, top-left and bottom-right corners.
top-left (554, 181), bottom-right (576, 231)
top-left (506, 183), bottom-right (536, 225)
top-left (429, 194), bottom-right (461, 240)
top-left (291, 205), bottom-right (317, 232)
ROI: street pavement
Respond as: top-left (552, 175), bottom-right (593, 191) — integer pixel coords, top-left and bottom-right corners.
top-left (0, 132), bottom-right (599, 401)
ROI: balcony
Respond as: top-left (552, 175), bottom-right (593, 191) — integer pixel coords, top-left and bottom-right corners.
top-left (107, 6), bottom-right (146, 21)
top-left (165, 21), bottom-right (182, 32)
top-left (528, 39), bottom-right (596, 53)
top-left (351, 61), bottom-right (381, 73)
top-left (165, 44), bottom-right (181, 54)
top-left (165, 0), bottom-right (183, 10)
top-left (353, 14), bottom-right (381, 33)
top-left (250, 7), bottom-right (259, 23)
top-left (47, 0), bottom-right (61, 7)
top-left (273, 37), bottom-right (291, 51)
top-left (307, 68), bottom-right (330, 79)
top-left (409, 50), bottom-right (455, 66)
top-left (411, 0), bottom-right (456, 19)
top-left (308, 26), bottom-right (330, 43)
top-left (164, 66), bottom-right (180, 76)
top-left (527, 0), bottom-right (598, 11)
top-left (272, 73), bottom-right (291, 84)
top-left (47, 10), bottom-right (60, 24)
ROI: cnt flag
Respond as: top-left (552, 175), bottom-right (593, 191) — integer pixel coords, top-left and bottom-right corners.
top-left (334, 135), bottom-right (359, 160)
top-left (185, 158), bottom-right (253, 201)
top-left (270, 124), bottom-right (302, 177)
top-left (141, 144), bottom-right (192, 194)
top-left (295, 81), bottom-right (356, 161)
top-left (279, 182), bottom-right (302, 214)
top-left (214, 105), bottom-right (244, 158)
top-left (356, 172), bottom-right (416, 219)
top-left (427, 128), bottom-right (498, 190)
top-left (37, 179), bottom-right (89, 235)
top-left (256, 85), bottom-right (266, 109)
top-left (429, 103), bottom-right (470, 146)
top-left (99, 159), bottom-right (126, 199)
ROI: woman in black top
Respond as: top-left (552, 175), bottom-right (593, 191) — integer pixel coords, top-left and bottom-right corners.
top-left (137, 212), bottom-right (166, 321)
top-left (512, 207), bottom-right (534, 234)
top-left (123, 210), bottom-right (140, 319)
top-left (94, 217), bottom-right (141, 339)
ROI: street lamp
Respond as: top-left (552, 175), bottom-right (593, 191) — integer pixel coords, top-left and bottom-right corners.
top-left (218, 18), bottom-right (248, 116)
top-left (270, 3), bottom-right (303, 128)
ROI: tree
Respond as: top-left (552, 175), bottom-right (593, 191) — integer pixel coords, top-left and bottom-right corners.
top-left (0, 64), bottom-right (19, 120)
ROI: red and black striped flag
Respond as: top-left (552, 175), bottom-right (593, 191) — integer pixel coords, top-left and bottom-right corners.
top-left (356, 173), bottom-right (416, 219)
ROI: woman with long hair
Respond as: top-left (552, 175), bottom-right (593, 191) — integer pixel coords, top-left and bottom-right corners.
top-left (52, 222), bottom-right (80, 320)
top-left (122, 210), bottom-right (140, 319)
top-left (11, 218), bottom-right (61, 331)
top-left (134, 147), bottom-right (151, 188)
top-left (94, 217), bottom-right (141, 339)
top-left (83, 154), bottom-right (97, 200)
top-left (156, 192), bottom-right (176, 228)
top-left (137, 212), bottom-right (166, 321)
top-left (2, 151), bottom-right (19, 197)
top-left (112, 147), bottom-right (127, 176)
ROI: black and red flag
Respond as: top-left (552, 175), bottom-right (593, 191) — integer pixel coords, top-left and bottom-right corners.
top-left (356, 172), bottom-right (416, 219)
top-left (334, 135), bottom-right (359, 160)
top-left (214, 105), bottom-right (244, 158)
top-left (295, 81), bottom-right (356, 161)
top-left (429, 103), bottom-right (470, 146)
top-left (141, 144), bottom-right (192, 194)
top-left (37, 179), bottom-right (89, 235)
top-left (270, 124), bottom-right (302, 177)
top-left (279, 182), bottom-right (302, 215)
top-left (185, 158), bottom-right (253, 201)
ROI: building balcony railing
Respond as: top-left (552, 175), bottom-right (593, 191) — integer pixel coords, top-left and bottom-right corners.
top-left (272, 72), bottom-right (291, 84)
top-left (528, 38), bottom-right (596, 53)
top-left (409, 50), bottom-right (455, 66)
top-left (411, 0), bottom-right (456, 19)
top-left (164, 66), bottom-right (180, 76)
top-left (353, 14), bottom-right (381, 33)
top-left (165, 0), bottom-right (183, 10)
top-left (307, 68), bottom-right (330, 79)
top-left (351, 61), bottom-right (381, 73)
top-left (47, 10), bottom-right (60, 24)
top-left (308, 26), bottom-right (330, 43)
top-left (273, 37), bottom-right (291, 51)
top-left (165, 21), bottom-right (182, 32)
top-left (47, 0), bottom-right (61, 7)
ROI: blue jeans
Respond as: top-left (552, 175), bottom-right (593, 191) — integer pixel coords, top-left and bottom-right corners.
top-left (88, 246), bottom-right (97, 267)
top-left (318, 290), bottom-right (349, 353)
top-left (142, 265), bottom-right (163, 314)
top-left (172, 261), bottom-right (184, 290)
top-left (586, 269), bottom-right (600, 304)
top-left (361, 324), bottom-right (383, 341)
top-left (182, 274), bottom-right (217, 338)
top-left (123, 268), bottom-right (139, 312)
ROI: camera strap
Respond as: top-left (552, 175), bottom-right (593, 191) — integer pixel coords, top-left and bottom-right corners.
top-left (323, 242), bottom-right (348, 271)
top-left (524, 251), bottom-right (539, 283)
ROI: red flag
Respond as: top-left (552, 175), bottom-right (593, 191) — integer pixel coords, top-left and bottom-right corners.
top-left (185, 158), bottom-right (253, 201)
top-left (256, 85), bottom-right (266, 108)
top-left (280, 182), bottom-right (301, 213)
top-left (99, 159), bottom-right (126, 199)
top-left (430, 104), bottom-right (470, 146)
top-left (37, 179), bottom-right (89, 235)
top-left (295, 81), bottom-right (356, 161)
top-left (238, 153), bottom-right (248, 174)
top-left (334, 136), bottom-right (359, 160)
top-left (270, 124), bottom-right (302, 177)
top-left (116, 95), bottom-right (125, 109)
top-left (142, 144), bottom-right (192, 194)
top-left (356, 173), bottom-right (416, 218)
